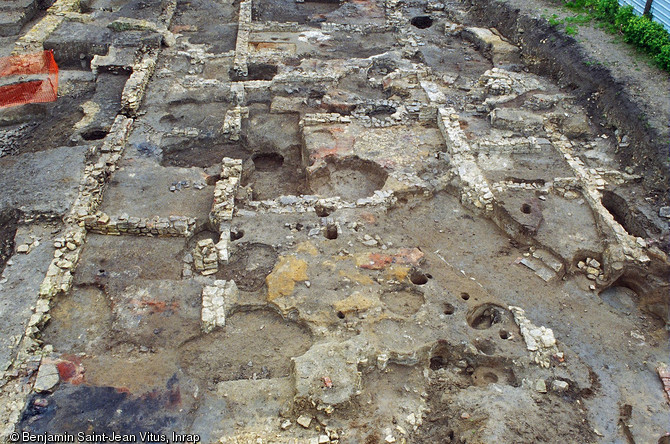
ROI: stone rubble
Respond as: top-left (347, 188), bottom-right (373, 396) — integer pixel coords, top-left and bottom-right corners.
top-left (551, 380), bottom-right (569, 392)
top-left (33, 361), bottom-right (59, 393)
top-left (577, 257), bottom-right (604, 281)
top-left (201, 280), bottom-right (238, 333)
top-left (193, 238), bottom-right (219, 276)
top-left (121, 50), bottom-right (158, 116)
top-left (509, 306), bottom-right (559, 368)
top-left (222, 106), bottom-right (249, 141)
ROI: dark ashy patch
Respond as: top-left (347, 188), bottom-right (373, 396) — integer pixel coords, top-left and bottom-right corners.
top-left (0, 209), bottom-right (19, 274)
top-left (160, 137), bottom-right (248, 168)
top-left (19, 383), bottom-right (185, 438)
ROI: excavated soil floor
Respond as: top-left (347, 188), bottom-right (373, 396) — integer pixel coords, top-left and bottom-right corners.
top-left (0, 0), bottom-right (668, 443)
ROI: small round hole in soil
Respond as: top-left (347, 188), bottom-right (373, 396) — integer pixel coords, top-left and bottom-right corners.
top-left (521, 203), bottom-right (532, 214)
top-left (429, 355), bottom-right (446, 370)
top-left (461, 292), bottom-right (470, 300)
top-left (444, 303), bottom-right (455, 315)
top-left (325, 225), bottom-right (338, 240)
top-left (482, 372), bottom-right (499, 383)
top-left (337, 311), bottom-right (345, 319)
top-left (475, 338), bottom-right (496, 355)
top-left (499, 329), bottom-right (510, 339)
top-left (411, 16), bottom-right (433, 29)
top-left (468, 304), bottom-right (504, 330)
top-left (82, 129), bottom-right (108, 141)
top-left (314, 204), bottom-right (332, 217)
top-left (230, 230), bottom-right (245, 241)
top-left (429, 342), bottom-right (450, 370)
top-left (410, 270), bottom-right (429, 285)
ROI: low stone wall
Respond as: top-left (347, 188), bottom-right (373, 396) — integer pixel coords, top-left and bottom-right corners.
top-left (82, 213), bottom-right (196, 237)
top-left (221, 106), bottom-right (249, 141)
top-left (193, 238), bottom-right (219, 275)
top-left (209, 158), bottom-right (243, 263)
top-left (233, 0), bottom-right (252, 77)
top-left (301, 113), bottom-right (352, 126)
top-left (121, 50), bottom-right (158, 116)
top-left (321, 23), bottom-right (395, 33)
top-left (437, 107), bottom-right (495, 214)
top-left (251, 22), bottom-right (307, 32)
top-left (475, 135), bottom-right (551, 154)
top-left (201, 280), bottom-right (238, 333)
top-left (273, 69), bottom-right (345, 85)
top-left (385, 0), bottom-right (405, 28)
top-left (69, 115), bottom-right (134, 221)
top-left (210, 158), bottom-right (243, 226)
top-left (241, 192), bottom-right (397, 214)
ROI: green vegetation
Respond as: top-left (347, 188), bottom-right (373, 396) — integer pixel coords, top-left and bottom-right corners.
top-left (547, 13), bottom-right (565, 26)
top-left (549, 0), bottom-right (670, 71)
top-left (564, 13), bottom-right (593, 23)
top-left (542, 11), bottom-right (593, 34)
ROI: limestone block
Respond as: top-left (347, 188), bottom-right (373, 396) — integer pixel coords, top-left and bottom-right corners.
top-left (201, 280), bottom-right (238, 333)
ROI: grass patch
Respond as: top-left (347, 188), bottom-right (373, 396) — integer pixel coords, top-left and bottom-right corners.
top-left (564, 13), bottom-right (592, 24)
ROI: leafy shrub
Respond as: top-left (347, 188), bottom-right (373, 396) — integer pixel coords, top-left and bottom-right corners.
top-left (626, 17), bottom-right (669, 53)
top-left (594, 0), bottom-right (620, 22)
top-left (654, 43), bottom-right (670, 70)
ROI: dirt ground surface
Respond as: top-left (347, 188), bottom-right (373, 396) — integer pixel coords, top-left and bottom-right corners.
top-left (0, 0), bottom-right (669, 443)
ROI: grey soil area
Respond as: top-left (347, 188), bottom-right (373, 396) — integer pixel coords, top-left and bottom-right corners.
top-left (0, 0), bottom-right (669, 443)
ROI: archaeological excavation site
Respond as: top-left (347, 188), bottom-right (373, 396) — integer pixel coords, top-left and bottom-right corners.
top-left (0, 0), bottom-right (669, 442)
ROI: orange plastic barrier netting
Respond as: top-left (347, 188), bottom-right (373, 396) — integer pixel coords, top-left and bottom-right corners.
top-left (0, 50), bottom-right (59, 109)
